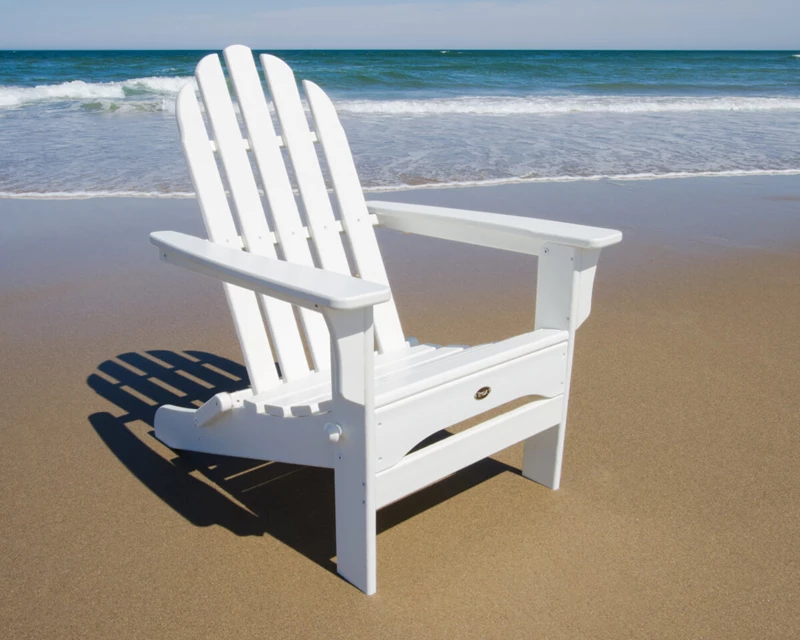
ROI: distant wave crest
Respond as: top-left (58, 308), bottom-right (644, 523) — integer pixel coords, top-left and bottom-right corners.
top-left (0, 76), bottom-right (195, 109)
top-left (337, 95), bottom-right (800, 116)
top-left (3, 78), bottom-right (800, 118)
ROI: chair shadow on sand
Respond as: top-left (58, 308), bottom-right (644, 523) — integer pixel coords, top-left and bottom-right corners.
top-left (88, 349), bottom-right (518, 576)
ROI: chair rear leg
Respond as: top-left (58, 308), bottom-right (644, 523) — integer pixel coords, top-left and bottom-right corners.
top-left (522, 422), bottom-right (564, 490)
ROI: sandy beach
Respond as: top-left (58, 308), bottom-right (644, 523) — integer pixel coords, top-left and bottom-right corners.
top-left (1, 176), bottom-right (799, 638)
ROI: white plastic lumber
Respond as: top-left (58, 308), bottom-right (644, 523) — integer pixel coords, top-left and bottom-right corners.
top-left (150, 231), bottom-right (391, 311)
top-left (194, 389), bottom-right (253, 427)
top-left (247, 342), bottom-right (439, 416)
top-left (154, 51), bottom-right (624, 597)
top-left (232, 216), bottom-right (379, 251)
top-left (254, 345), bottom-right (466, 418)
top-left (376, 329), bottom-right (566, 406)
top-left (376, 396), bottom-right (564, 508)
top-left (208, 132), bottom-right (318, 152)
top-left (195, 54), bottom-right (309, 382)
top-left (261, 54), bottom-right (353, 278)
top-left (372, 343), bottom-right (457, 379)
top-left (524, 242), bottom-right (584, 490)
top-left (305, 80), bottom-right (406, 354)
top-left (175, 84), bottom-right (278, 394)
top-left (326, 308), bottom-right (378, 595)
top-left (575, 249), bottom-right (601, 328)
top-left (374, 341), bottom-right (567, 471)
top-left (248, 331), bottom-right (564, 419)
top-left (194, 392), bottom-right (234, 427)
top-left (154, 404), bottom-right (335, 469)
top-left (224, 45), bottom-right (331, 372)
top-left (367, 200), bottom-right (623, 254)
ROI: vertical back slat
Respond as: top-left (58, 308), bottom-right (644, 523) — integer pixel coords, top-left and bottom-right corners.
top-left (304, 80), bottom-right (406, 354)
top-left (195, 54), bottom-right (310, 383)
top-left (260, 54), bottom-right (353, 278)
top-left (175, 84), bottom-right (279, 394)
top-left (223, 45), bottom-right (331, 372)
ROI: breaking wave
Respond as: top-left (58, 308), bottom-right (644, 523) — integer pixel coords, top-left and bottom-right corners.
top-left (0, 76), bottom-right (195, 109)
top-left (3, 77), bottom-right (800, 118)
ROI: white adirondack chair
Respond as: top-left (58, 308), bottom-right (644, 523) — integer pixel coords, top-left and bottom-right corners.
top-left (149, 45), bottom-right (622, 595)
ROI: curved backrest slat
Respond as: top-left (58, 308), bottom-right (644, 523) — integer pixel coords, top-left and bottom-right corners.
top-left (195, 54), bottom-right (310, 383)
top-left (304, 80), bottom-right (405, 354)
top-left (176, 84), bottom-right (279, 393)
top-left (223, 45), bottom-right (331, 372)
top-left (261, 54), bottom-right (353, 277)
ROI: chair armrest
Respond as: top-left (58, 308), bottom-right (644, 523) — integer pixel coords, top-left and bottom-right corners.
top-left (366, 200), bottom-right (622, 255)
top-left (150, 231), bottom-right (391, 311)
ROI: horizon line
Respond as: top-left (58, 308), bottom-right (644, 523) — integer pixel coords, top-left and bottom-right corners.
top-left (2, 47), bottom-right (799, 53)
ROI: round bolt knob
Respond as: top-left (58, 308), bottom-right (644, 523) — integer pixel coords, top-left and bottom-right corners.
top-left (324, 422), bottom-right (342, 443)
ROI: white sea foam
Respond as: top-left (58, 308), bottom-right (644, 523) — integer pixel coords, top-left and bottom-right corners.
top-left (337, 95), bottom-right (800, 116)
top-left (0, 190), bottom-right (197, 199)
top-left (0, 76), bottom-right (195, 108)
top-left (4, 169), bottom-right (800, 200)
top-left (80, 98), bottom-right (177, 114)
top-left (3, 80), bottom-right (799, 117)
top-left (362, 168), bottom-right (800, 192)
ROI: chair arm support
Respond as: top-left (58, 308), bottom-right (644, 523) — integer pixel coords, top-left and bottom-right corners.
top-left (367, 200), bottom-right (622, 255)
top-left (150, 230), bottom-right (391, 311)
top-left (535, 243), bottom-right (600, 332)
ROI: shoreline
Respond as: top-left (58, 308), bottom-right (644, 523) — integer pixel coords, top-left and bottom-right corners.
top-left (3, 167), bottom-right (800, 200)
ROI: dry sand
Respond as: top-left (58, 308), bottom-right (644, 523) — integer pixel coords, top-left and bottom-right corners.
top-left (1, 176), bottom-right (799, 638)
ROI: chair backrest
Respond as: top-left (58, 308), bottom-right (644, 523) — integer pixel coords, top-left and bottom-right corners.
top-left (176, 45), bottom-right (405, 393)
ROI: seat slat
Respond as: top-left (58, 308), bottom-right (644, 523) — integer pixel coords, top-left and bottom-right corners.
top-left (261, 54), bottom-right (353, 279)
top-left (288, 345), bottom-right (469, 417)
top-left (224, 45), bottom-right (331, 372)
top-left (304, 80), bottom-right (406, 355)
top-left (195, 54), bottom-right (310, 383)
top-left (175, 85), bottom-right (278, 394)
top-left (248, 331), bottom-right (567, 418)
top-left (258, 344), bottom-right (467, 417)
top-left (249, 342), bottom-right (436, 415)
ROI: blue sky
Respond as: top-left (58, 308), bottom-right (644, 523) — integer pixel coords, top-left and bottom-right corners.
top-left (1, 0), bottom-right (798, 49)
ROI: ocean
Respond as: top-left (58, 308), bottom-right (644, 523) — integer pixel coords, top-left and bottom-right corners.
top-left (1, 49), bottom-right (799, 198)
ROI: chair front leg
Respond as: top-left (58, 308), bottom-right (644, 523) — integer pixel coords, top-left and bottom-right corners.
top-left (523, 243), bottom-right (600, 490)
top-left (324, 307), bottom-right (378, 595)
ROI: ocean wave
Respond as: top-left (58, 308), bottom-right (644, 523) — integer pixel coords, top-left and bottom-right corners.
top-left (4, 77), bottom-right (800, 118)
top-left (0, 76), bottom-right (195, 108)
top-left (337, 95), bottom-right (800, 116)
top-left (79, 99), bottom-right (177, 114)
top-left (4, 169), bottom-right (800, 200)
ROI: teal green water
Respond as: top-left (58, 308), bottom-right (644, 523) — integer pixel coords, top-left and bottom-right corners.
top-left (1, 50), bottom-right (799, 196)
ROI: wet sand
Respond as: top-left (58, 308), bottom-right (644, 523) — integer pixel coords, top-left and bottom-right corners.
top-left (1, 176), bottom-right (799, 638)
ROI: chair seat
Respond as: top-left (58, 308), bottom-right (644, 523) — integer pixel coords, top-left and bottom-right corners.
top-left (247, 329), bottom-right (569, 417)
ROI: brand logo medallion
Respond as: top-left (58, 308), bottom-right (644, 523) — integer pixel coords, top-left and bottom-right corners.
top-left (474, 386), bottom-right (491, 400)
